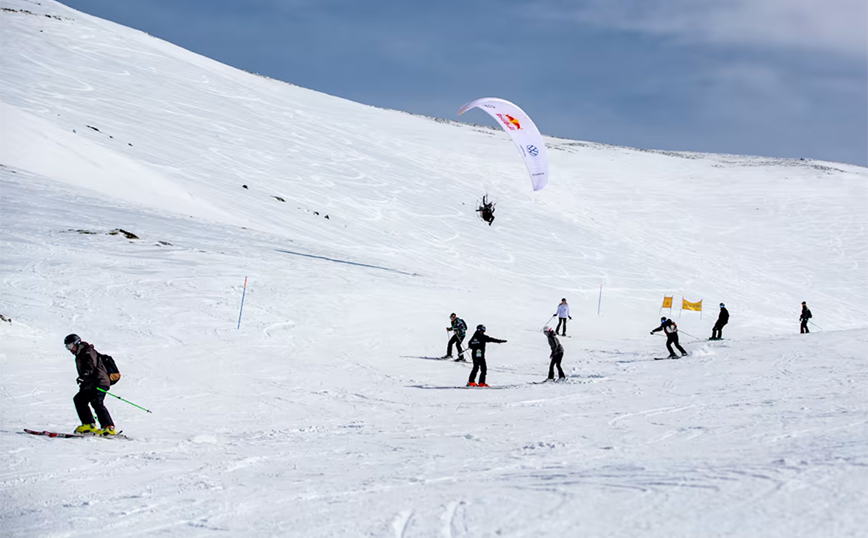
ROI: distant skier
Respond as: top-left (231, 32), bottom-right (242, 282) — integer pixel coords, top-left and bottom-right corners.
top-left (65, 334), bottom-right (116, 436)
top-left (710, 303), bottom-right (729, 340)
top-left (650, 317), bottom-right (688, 358)
top-left (477, 195), bottom-right (495, 226)
top-left (544, 327), bottom-right (565, 381)
top-left (466, 324), bottom-right (506, 387)
top-left (800, 301), bottom-right (812, 333)
top-left (554, 298), bottom-right (571, 336)
top-left (445, 313), bottom-right (467, 360)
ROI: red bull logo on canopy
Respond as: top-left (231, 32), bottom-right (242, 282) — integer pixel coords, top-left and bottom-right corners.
top-left (496, 113), bottom-right (521, 131)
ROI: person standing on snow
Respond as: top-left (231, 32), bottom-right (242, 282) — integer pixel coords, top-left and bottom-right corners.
top-left (800, 302), bottom-right (812, 333)
top-left (711, 303), bottom-right (729, 340)
top-left (65, 334), bottom-right (116, 436)
top-left (544, 327), bottom-right (565, 381)
top-left (554, 298), bottom-right (571, 336)
top-left (445, 313), bottom-right (468, 360)
top-left (650, 317), bottom-right (688, 358)
top-left (466, 324), bottom-right (506, 387)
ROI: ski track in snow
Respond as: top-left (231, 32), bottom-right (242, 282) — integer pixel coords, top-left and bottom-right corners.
top-left (1, 1), bottom-right (867, 537)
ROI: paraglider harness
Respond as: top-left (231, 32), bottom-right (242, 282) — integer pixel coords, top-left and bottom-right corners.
top-left (476, 194), bottom-right (496, 226)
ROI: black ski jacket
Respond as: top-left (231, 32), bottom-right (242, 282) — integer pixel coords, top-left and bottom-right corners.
top-left (800, 306), bottom-right (812, 321)
top-left (75, 342), bottom-right (110, 390)
top-left (651, 319), bottom-right (678, 336)
top-left (467, 330), bottom-right (506, 359)
top-left (717, 307), bottom-right (729, 325)
top-left (449, 317), bottom-right (467, 339)
top-left (546, 331), bottom-right (563, 356)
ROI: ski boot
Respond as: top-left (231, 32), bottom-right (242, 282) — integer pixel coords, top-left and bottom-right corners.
top-left (74, 424), bottom-right (98, 434)
top-left (466, 382), bottom-right (477, 387)
top-left (98, 425), bottom-right (117, 437)
top-left (477, 383), bottom-right (489, 387)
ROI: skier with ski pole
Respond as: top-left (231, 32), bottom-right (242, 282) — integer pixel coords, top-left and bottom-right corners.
top-left (544, 327), bottom-right (565, 382)
top-left (650, 317), bottom-right (688, 359)
top-left (445, 313), bottom-right (468, 361)
top-left (65, 334), bottom-right (117, 436)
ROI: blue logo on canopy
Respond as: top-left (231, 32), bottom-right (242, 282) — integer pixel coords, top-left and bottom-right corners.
top-left (526, 145), bottom-right (539, 156)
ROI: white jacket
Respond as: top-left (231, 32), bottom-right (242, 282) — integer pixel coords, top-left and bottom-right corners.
top-left (557, 303), bottom-right (570, 318)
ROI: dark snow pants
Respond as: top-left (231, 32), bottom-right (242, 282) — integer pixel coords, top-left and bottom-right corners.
top-left (800, 320), bottom-right (809, 333)
top-left (666, 334), bottom-right (687, 356)
top-left (555, 317), bottom-right (568, 335)
top-left (74, 387), bottom-right (113, 428)
top-left (548, 351), bottom-right (565, 379)
top-left (469, 352), bottom-right (487, 385)
top-left (447, 334), bottom-right (464, 357)
top-left (712, 321), bottom-right (727, 339)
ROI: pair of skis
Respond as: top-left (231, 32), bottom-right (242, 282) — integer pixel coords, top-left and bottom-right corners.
top-left (23, 428), bottom-right (132, 440)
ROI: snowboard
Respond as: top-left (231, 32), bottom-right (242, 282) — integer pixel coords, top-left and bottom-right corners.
top-left (24, 428), bottom-right (131, 440)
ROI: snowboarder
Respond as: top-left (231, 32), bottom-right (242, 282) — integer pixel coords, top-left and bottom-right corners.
top-left (65, 334), bottom-right (116, 436)
top-left (544, 327), bottom-right (565, 381)
top-left (650, 317), bottom-right (688, 358)
top-left (711, 303), bottom-right (729, 340)
top-left (800, 301), bottom-right (812, 333)
top-left (554, 298), bottom-right (571, 336)
top-left (476, 195), bottom-right (495, 226)
top-left (445, 313), bottom-right (467, 360)
top-left (466, 324), bottom-right (506, 387)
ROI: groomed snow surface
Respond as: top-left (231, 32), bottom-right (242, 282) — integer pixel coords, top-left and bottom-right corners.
top-left (1, 1), bottom-right (867, 536)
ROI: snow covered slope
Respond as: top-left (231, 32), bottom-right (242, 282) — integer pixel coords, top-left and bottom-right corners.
top-left (1, 1), bottom-right (866, 537)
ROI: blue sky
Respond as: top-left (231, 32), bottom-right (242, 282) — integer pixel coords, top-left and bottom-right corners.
top-left (60, 0), bottom-right (867, 166)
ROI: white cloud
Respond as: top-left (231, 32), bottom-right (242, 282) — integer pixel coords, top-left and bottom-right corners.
top-left (535, 0), bottom-right (867, 58)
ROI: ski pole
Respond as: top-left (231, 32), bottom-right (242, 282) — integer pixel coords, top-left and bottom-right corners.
top-left (809, 321), bottom-right (823, 330)
top-left (96, 388), bottom-right (152, 413)
top-left (541, 314), bottom-right (556, 331)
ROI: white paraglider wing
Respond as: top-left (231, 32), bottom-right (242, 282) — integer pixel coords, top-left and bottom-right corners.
top-left (457, 97), bottom-right (548, 191)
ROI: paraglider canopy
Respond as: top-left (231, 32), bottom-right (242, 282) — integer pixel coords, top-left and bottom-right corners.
top-left (457, 97), bottom-right (549, 191)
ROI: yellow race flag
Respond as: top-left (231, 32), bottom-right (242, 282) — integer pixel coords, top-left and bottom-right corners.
top-left (661, 296), bottom-right (673, 308)
top-left (682, 298), bottom-right (702, 311)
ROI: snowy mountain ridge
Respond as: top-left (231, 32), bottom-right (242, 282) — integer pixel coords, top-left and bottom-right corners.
top-left (1, 1), bottom-right (867, 536)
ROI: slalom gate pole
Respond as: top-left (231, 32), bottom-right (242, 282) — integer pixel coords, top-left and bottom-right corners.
top-left (96, 388), bottom-right (152, 413)
top-left (597, 284), bottom-right (603, 316)
top-left (236, 276), bottom-right (248, 329)
top-left (541, 314), bottom-right (556, 331)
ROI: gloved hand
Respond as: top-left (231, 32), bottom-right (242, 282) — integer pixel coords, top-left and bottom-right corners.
top-left (76, 377), bottom-right (82, 385)
top-left (569, 316), bottom-right (572, 320)
top-left (446, 327), bottom-right (452, 331)
top-left (649, 331), bottom-right (654, 335)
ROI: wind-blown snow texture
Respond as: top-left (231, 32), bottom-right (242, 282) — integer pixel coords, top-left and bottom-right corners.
top-left (1, 1), bottom-right (867, 537)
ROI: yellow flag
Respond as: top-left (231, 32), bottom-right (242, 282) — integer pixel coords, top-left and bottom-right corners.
top-left (682, 298), bottom-right (702, 311)
top-left (661, 296), bottom-right (673, 308)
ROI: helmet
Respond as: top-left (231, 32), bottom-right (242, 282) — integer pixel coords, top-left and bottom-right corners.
top-left (544, 327), bottom-right (554, 335)
top-left (64, 334), bottom-right (81, 349)
top-left (720, 303), bottom-right (725, 307)
top-left (449, 313), bottom-right (456, 318)
top-left (660, 317), bottom-right (667, 323)
top-left (477, 324), bottom-right (486, 332)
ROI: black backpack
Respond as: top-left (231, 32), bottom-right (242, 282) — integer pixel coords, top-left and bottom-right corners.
top-left (98, 353), bottom-right (121, 385)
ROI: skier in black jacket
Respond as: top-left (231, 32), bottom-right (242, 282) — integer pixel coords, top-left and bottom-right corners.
top-left (800, 301), bottom-right (812, 333)
top-left (711, 303), bottom-right (729, 340)
top-left (65, 334), bottom-right (116, 436)
top-left (466, 325), bottom-right (506, 387)
top-left (544, 327), bottom-right (565, 381)
top-left (650, 317), bottom-right (688, 358)
top-left (445, 313), bottom-right (467, 360)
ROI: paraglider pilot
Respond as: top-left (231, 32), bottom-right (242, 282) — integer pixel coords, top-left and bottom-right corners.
top-left (477, 195), bottom-right (495, 226)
